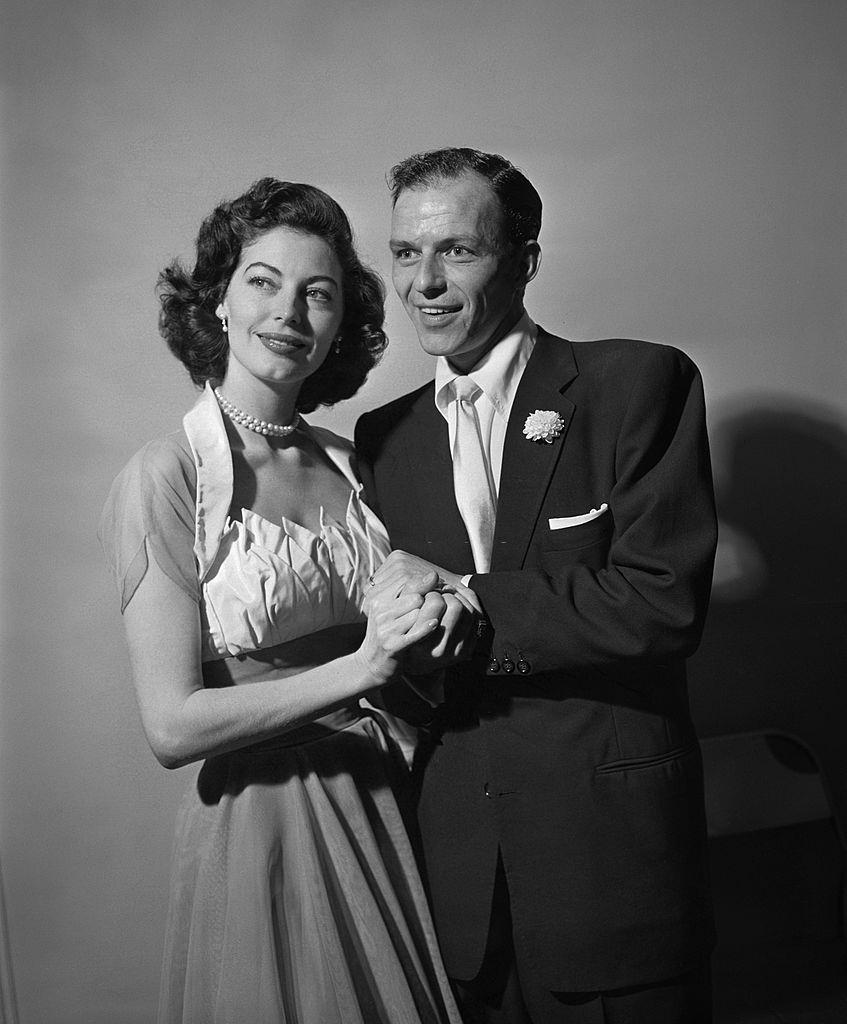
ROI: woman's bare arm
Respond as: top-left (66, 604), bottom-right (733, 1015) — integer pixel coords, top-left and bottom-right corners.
top-left (122, 557), bottom-right (442, 769)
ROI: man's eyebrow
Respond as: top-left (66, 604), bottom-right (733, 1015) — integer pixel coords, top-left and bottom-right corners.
top-left (389, 235), bottom-right (480, 249)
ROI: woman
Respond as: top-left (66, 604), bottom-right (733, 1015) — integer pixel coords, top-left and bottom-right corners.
top-left (100, 178), bottom-right (469, 1024)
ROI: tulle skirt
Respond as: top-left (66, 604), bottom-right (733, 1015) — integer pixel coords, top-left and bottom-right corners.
top-left (157, 708), bottom-right (460, 1024)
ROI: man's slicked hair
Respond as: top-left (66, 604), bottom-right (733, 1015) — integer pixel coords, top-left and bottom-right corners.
top-left (388, 147), bottom-right (542, 250)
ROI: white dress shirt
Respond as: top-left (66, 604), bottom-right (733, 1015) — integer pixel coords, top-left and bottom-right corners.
top-left (435, 313), bottom-right (537, 576)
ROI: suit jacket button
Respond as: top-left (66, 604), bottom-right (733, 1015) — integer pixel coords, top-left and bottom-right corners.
top-left (488, 658), bottom-right (500, 673)
top-left (484, 782), bottom-right (493, 798)
top-left (517, 658), bottom-right (531, 674)
top-left (502, 657), bottom-right (515, 673)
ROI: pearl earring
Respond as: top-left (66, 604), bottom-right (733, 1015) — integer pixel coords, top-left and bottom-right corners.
top-left (334, 336), bottom-right (342, 354)
top-left (220, 316), bottom-right (228, 333)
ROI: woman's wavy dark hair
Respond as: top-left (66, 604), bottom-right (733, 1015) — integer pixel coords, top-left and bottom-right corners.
top-left (157, 177), bottom-right (387, 412)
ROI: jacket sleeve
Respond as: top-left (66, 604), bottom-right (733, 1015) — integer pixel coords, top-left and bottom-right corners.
top-left (472, 345), bottom-right (718, 675)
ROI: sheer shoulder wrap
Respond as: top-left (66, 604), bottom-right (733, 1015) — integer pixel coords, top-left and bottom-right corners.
top-left (99, 433), bottom-right (200, 611)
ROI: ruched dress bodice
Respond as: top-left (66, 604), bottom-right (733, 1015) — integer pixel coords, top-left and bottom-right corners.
top-left (201, 497), bottom-right (387, 660)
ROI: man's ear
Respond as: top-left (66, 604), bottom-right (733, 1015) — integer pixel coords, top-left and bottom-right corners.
top-left (516, 240), bottom-right (541, 288)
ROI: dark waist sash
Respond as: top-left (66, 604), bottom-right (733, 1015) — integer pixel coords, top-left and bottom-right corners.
top-left (202, 622), bottom-right (364, 684)
top-left (199, 622), bottom-right (373, 754)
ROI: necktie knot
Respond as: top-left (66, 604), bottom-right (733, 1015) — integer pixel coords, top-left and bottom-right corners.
top-left (452, 376), bottom-right (481, 404)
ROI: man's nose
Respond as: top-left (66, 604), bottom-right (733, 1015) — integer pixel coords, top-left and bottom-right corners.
top-left (414, 254), bottom-right (445, 295)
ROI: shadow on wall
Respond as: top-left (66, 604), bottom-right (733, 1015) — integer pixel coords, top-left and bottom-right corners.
top-left (688, 397), bottom-right (847, 834)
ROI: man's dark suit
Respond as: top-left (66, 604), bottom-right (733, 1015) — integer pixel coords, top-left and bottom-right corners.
top-left (355, 329), bottom-right (718, 998)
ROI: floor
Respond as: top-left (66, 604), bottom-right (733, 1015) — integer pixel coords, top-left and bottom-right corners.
top-left (709, 820), bottom-right (847, 1023)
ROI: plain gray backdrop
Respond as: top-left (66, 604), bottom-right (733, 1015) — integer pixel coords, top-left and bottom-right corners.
top-left (1, 1), bottom-right (845, 1021)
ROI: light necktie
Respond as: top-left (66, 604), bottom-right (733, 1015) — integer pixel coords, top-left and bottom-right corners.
top-left (451, 376), bottom-right (496, 573)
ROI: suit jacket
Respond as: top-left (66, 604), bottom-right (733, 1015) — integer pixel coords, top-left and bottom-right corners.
top-left (354, 330), bottom-right (718, 993)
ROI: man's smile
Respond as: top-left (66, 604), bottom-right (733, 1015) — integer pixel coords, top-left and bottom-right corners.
top-left (416, 306), bottom-right (462, 324)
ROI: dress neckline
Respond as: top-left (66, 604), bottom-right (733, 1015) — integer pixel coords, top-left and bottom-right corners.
top-left (233, 491), bottom-right (359, 544)
top-left (184, 383), bottom-right (366, 582)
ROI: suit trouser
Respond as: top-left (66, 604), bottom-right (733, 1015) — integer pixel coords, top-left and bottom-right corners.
top-left (451, 855), bottom-right (712, 1024)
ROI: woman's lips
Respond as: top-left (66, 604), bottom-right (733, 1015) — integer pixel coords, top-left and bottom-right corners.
top-left (256, 333), bottom-right (306, 354)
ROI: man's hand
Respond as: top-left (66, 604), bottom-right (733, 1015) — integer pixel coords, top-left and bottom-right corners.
top-left (404, 590), bottom-right (476, 674)
top-left (364, 551), bottom-right (484, 673)
top-left (369, 550), bottom-right (483, 616)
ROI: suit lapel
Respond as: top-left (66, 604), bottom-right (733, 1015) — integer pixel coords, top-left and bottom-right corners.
top-left (492, 331), bottom-right (578, 570)
top-left (394, 386), bottom-right (475, 569)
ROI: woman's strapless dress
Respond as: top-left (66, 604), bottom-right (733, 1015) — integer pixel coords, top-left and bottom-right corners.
top-left (100, 385), bottom-right (460, 1024)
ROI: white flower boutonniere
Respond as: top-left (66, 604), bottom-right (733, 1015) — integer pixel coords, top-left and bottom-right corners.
top-left (523, 409), bottom-right (565, 444)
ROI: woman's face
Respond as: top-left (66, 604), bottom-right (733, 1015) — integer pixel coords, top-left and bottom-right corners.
top-left (216, 226), bottom-right (344, 391)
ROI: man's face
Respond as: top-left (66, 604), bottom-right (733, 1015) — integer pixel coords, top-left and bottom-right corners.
top-left (390, 172), bottom-right (536, 371)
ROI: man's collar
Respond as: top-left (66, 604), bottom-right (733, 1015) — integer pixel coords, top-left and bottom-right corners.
top-left (435, 313), bottom-right (537, 418)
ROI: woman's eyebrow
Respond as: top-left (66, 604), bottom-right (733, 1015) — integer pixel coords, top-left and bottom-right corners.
top-left (242, 261), bottom-right (281, 276)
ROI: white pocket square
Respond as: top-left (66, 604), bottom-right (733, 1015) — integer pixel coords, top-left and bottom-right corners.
top-left (548, 503), bottom-right (609, 530)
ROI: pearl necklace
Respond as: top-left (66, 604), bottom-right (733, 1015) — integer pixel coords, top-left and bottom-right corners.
top-left (214, 387), bottom-right (300, 437)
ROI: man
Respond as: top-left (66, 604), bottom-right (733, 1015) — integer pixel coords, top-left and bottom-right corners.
top-left (355, 148), bottom-right (717, 1023)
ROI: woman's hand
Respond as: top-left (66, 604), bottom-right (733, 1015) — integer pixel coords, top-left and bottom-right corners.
top-left (363, 565), bottom-right (480, 677)
top-left (357, 575), bottom-right (445, 686)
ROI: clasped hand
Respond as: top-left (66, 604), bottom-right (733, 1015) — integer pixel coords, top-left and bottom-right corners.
top-left (361, 551), bottom-right (482, 679)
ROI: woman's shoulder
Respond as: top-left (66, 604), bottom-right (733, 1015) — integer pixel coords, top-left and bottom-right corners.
top-left (304, 421), bottom-right (353, 454)
top-left (103, 429), bottom-right (197, 534)
top-left (304, 422), bottom-right (363, 487)
top-left (112, 430), bottom-right (196, 495)
top-left (100, 429), bottom-right (201, 611)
